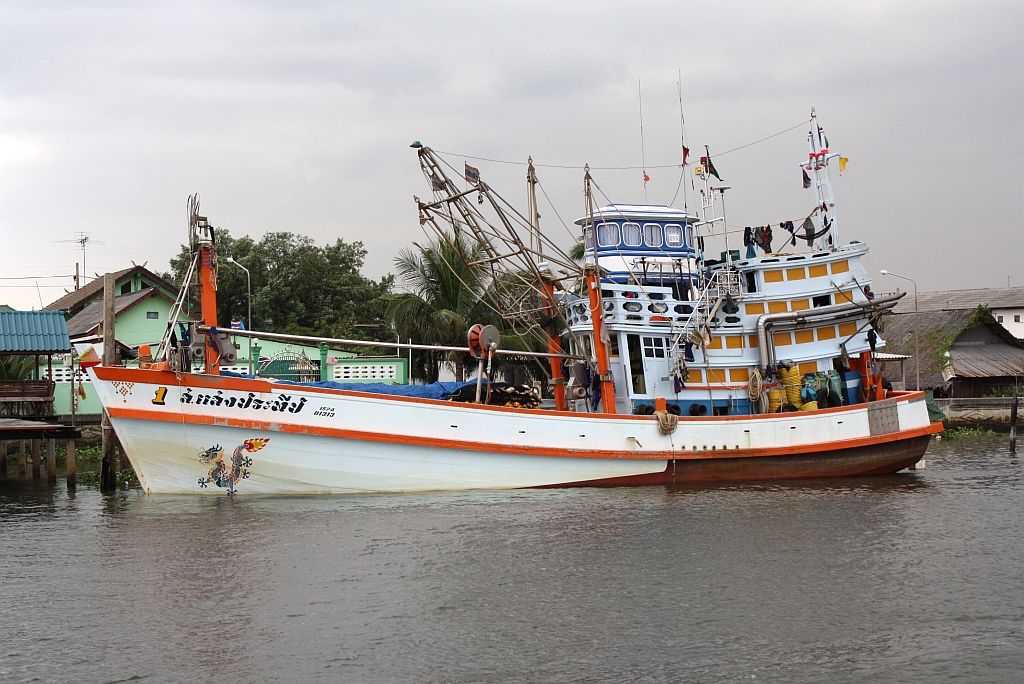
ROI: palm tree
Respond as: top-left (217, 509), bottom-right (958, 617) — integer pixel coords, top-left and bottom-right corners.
top-left (388, 230), bottom-right (495, 382)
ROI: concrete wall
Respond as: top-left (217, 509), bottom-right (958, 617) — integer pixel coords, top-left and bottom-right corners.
top-left (935, 397), bottom-right (1022, 428)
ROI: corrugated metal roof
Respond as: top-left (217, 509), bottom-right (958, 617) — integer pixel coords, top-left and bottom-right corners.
top-left (948, 344), bottom-right (1024, 379)
top-left (0, 311), bottom-right (72, 354)
top-left (891, 286), bottom-right (1024, 314)
top-left (65, 287), bottom-right (161, 337)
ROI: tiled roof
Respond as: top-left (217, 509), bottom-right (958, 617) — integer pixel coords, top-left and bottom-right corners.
top-left (0, 310), bottom-right (72, 354)
top-left (891, 286), bottom-right (1024, 313)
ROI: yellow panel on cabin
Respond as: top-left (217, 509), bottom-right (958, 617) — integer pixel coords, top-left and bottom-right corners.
top-left (745, 302), bottom-right (765, 315)
top-left (688, 369), bottom-right (703, 383)
top-left (764, 270), bottom-right (784, 283)
top-left (786, 268), bottom-right (806, 281)
top-left (791, 299), bottom-right (810, 311)
top-left (816, 326), bottom-right (837, 340)
top-left (748, 335), bottom-right (759, 348)
top-left (794, 330), bottom-right (815, 344)
top-left (706, 368), bottom-right (726, 383)
top-left (808, 264), bottom-right (828, 278)
top-left (838, 322), bottom-right (858, 337)
top-left (707, 336), bottom-right (723, 349)
top-left (729, 368), bottom-right (749, 382)
top-left (725, 335), bottom-right (744, 349)
top-left (831, 260), bottom-right (849, 274)
top-left (835, 290), bottom-right (854, 304)
top-left (798, 361), bottom-right (819, 376)
top-left (768, 301), bottom-right (788, 314)
top-left (773, 331), bottom-right (793, 346)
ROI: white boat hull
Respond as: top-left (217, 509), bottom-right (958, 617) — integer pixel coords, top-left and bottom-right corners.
top-left (90, 367), bottom-right (942, 494)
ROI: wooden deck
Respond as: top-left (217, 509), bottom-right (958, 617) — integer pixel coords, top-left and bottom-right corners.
top-left (0, 418), bottom-right (80, 440)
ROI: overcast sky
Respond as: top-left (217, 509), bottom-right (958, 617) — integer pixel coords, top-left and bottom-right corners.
top-left (2, 0), bottom-right (1021, 309)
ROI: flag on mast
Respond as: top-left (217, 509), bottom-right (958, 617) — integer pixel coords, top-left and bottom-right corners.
top-left (700, 148), bottom-right (722, 181)
top-left (682, 146), bottom-right (690, 166)
top-left (465, 163), bottom-right (480, 185)
top-left (839, 157), bottom-right (848, 173)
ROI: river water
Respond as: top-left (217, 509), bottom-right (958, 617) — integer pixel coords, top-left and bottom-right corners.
top-left (2, 436), bottom-right (1022, 683)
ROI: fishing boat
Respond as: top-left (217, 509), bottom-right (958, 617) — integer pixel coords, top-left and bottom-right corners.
top-left (90, 110), bottom-right (942, 494)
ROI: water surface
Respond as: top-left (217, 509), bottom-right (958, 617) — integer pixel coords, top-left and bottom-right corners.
top-left (2, 437), bottom-right (1022, 682)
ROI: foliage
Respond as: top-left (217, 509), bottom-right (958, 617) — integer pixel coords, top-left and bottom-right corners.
top-left (921, 306), bottom-right (997, 375)
top-left (985, 385), bottom-right (1022, 398)
top-left (387, 231), bottom-right (549, 383)
top-left (117, 467), bottom-right (141, 489)
top-left (940, 426), bottom-right (997, 439)
top-left (170, 229), bottom-right (394, 342)
top-left (0, 355), bottom-right (37, 381)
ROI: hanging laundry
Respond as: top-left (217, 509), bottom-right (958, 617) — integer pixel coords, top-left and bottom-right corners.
top-left (802, 168), bottom-right (812, 189)
top-left (744, 226), bottom-right (756, 258)
top-left (801, 217), bottom-right (815, 246)
top-left (763, 225), bottom-right (773, 253)
top-left (781, 220), bottom-right (797, 247)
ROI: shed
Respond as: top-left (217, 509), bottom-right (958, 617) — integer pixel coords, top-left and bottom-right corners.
top-left (880, 307), bottom-right (1024, 397)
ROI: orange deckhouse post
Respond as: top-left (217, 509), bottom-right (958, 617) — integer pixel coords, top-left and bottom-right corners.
top-left (585, 269), bottom-right (616, 414)
top-left (541, 281), bottom-right (566, 411)
top-left (196, 218), bottom-right (220, 375)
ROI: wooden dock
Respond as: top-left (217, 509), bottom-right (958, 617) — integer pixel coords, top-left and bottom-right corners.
top-left (1, 419), bottom-right (82, 486)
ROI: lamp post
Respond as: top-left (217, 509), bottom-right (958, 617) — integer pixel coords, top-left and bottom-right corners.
top-left (225, 257), bottom-right (252, 375)
top-left (880, 269), bottom-right (919, 391)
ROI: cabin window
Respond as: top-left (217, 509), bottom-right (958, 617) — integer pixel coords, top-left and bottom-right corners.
top-left (596, 222), bottom-right (620, 247)
top-left (665, 224), bottom-right (683, 247)
top-left (622, 222), bottom-right (642, 247)
top-left (745, 272), bottom-right (757, 293)
top-left (642, 336), bottom-right (666, 358)
top-left (643, 223), bottom-right (663, 247)
top-left (812, 294), bottom-right (832, 307)
top-left (626, 334), bottom-right (647, 395)
top-left (608, 334), bottom-right (620, 357)
top-left (146, 311), bottom-right (159, 319)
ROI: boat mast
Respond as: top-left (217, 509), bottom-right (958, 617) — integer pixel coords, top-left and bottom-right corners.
top-left (583, 165), bottom-right (617, 414)
top-left (192, 207), bottom-right (220, 375)
top-left (803, 107), bottom-right (840, 250)
top-left (528, 157), bottom-right (567, 410)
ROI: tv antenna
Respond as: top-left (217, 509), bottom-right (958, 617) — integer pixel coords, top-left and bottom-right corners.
top-left (56, 232), bottom-right (105, 287)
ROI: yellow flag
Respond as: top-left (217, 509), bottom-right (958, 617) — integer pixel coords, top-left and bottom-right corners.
top-left (839, 157), bottom-right (849, 172)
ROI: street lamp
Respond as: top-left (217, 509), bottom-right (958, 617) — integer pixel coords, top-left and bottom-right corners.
top-left (225, 257), bottom-right (252, 375)
top-left (880, 269), bottom-right (919, 391)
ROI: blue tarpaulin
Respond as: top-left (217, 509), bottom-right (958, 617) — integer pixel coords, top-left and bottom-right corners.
top-left (219, 369), bottom-right (485, 401)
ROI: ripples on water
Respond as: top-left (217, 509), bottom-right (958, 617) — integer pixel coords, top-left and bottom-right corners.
top-left (2, 437), bottom-right (1022, 683)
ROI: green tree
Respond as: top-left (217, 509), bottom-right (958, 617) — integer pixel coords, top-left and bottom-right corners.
top-left (170, 229), bottom-right (394, 342)
top-left (388, 231), bottom-right (498, 382)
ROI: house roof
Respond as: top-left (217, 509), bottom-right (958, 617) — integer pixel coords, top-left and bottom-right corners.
top-left (65, 287), bottom-right (171, 338)
top-left (879, 308), bottom-right (1024, 386)
top-left (0, 310), bottom-right (72, 354)
top-left (44, 265), bottom-right (183, 314)
top-left (891, 286), bottom-right (1024, 314)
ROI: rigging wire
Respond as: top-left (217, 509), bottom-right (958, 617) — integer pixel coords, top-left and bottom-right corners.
top-left (432, 118), bottom-right (811, 171)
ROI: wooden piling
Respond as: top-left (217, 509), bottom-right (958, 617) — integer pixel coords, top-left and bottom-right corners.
top-left (100, 272), bottom-right (117, 492)
top-left (1, 439), bottom-right (7, 479)
top-left (1011, 394), bottom-right (1019, 455)
top-left (18, 440), bottom-right (26, 477)
top-left (31, 439), bottom-right (41, 479)
top-left (66, 438), bottom-right (76, 489)
top-left (46, 438), bottom-right (56, 484)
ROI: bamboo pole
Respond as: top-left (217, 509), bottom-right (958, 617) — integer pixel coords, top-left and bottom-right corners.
top-left (46, 438), bottom-right (56, 484)
top-left (66, 438), bottom-right (76, 489)
top-left (100, 273), bottom-right (117, 492)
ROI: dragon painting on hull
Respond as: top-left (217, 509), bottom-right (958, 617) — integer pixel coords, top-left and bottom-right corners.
top-left (198, 438), bottom-right (269, 494)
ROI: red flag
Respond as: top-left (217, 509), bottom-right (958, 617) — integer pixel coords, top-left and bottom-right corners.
top-left (643, 172), bottom-right (650, 185)
top-left (682, 146), bottom-right (689, 166)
